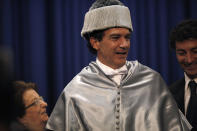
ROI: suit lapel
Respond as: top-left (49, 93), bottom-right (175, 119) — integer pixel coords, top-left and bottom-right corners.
top-left (169, 78), bottom-right (185, 114)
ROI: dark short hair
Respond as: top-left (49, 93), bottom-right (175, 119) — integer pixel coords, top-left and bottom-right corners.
top-left (84, 27), bottom-right (132, 54)
top-left (10, 81), bottom-right (38, 120)
top-left (83, 29), bottom-right (106, 55)
top-left (169, 19), bottom-right (197, 49)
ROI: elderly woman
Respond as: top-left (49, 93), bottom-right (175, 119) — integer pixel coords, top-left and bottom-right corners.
top-left (10, 81), bottom-right (48, 131)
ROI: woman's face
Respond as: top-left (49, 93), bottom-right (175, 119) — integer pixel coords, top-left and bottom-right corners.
top-left (19, 89), bottom-right (48, 131)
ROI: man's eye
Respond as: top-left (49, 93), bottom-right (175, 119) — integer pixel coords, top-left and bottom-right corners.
top-left (125, 34), bottom-right (131, 39)
top-left (111, 36), bottom-right (119, 40)
top-left (125, 36), bottom-right (131, 40)
top-left (176, 52), bottom-right (185, 56)
top-left (192, 50), bottom-right (197, 54)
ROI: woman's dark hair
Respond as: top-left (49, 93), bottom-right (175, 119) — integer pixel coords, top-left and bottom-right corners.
top-left (169, 19), bottom-right (197, 49)
top-left (10, 81), bottom-right (38, 120)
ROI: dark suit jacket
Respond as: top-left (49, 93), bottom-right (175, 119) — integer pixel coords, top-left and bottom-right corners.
top-left (169, 78), bottom-right (185, 114)
top-left (169, 78), bottom-right (197, 131)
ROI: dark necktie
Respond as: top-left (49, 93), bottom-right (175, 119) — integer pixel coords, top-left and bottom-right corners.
top-left (186, 80), bottom-right (197, 128)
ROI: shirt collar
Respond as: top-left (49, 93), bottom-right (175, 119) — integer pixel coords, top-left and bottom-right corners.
top-left (96, 58), bottom-right (128, 76)
top-left (184, 72), bottom-right (197, 89)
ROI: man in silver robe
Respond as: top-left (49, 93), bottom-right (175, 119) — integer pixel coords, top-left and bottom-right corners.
top-left (46, 0), bottom-right (191, 130)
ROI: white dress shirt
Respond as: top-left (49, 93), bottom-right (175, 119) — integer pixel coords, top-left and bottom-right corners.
top-left (96, 58), bottom-right (129, 85)
top-left (184, 73), bottom-right (197, 115)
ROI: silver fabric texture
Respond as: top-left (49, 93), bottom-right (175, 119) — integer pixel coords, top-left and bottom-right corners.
top-left (81, 5), bottom-right (133, 37)
top-left (46, 61), bottom-right (191, 131)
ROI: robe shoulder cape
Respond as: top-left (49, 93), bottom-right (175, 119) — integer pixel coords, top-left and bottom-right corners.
top-left (46, 61), bottom-right (191, 131)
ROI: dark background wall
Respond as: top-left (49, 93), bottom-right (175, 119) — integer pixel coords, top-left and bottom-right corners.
top-left (1, 0), bottom-right (197, 114)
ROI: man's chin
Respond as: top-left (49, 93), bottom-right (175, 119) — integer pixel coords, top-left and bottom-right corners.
top-left (185, 72), bottom-right (197, 79)
top-left (116, 62), bottom-right (126, 68)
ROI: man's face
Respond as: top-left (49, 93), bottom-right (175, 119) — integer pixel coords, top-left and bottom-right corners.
top-left (175, 39), bottom-right (197, 79)
top-left (91, 27), bottom-right (131, 69)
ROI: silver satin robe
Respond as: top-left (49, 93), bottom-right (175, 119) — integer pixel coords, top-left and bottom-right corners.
top-left (46, 61), bottom-right (191, 131)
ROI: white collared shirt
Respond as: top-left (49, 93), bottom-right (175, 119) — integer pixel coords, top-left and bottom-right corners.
top-left (96, 58), bottom-right (128, 85)
top-left (184, 73), bottom-right (197, 115)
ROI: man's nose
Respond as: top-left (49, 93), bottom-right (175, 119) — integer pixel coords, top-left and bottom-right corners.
top-left (120, 38), bottom-right (129, 48)
top-left (185, 53), bottom-right (194, 63)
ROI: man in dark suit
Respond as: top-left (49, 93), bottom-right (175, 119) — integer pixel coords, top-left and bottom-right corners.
top-left (169, 19), bottom-right (197, 130)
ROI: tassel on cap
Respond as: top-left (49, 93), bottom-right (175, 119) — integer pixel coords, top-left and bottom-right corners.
top-left (90, 0), bottom-right (124, 10)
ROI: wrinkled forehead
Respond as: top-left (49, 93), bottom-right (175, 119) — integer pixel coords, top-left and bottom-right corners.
top-left (103, 27), bottom-right (131, 35)
top-left (23, 89), bottom-right (39, 104)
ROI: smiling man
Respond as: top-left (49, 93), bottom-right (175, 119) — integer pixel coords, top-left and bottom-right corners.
top-left (169, 19), bottom-right (197, 131)
top-left (91, 28), bottom-right (131, 69)
top-left (46, 0), bottom-right (191, 131)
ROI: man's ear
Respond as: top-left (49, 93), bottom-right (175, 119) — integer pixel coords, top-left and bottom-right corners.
top-left (90, 37), bottom-right (99, 50)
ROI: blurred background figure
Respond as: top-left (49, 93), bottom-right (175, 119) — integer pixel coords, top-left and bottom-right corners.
top-left (10, 81), bottom-right (48, 131)
top-left (0, 46), bottom-right (13, 131)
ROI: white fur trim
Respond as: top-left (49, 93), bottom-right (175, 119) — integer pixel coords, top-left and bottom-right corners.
top-left (81, 5), bottom-right (133, 37)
